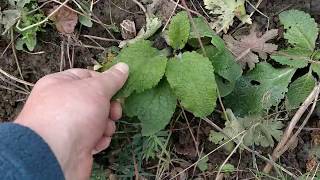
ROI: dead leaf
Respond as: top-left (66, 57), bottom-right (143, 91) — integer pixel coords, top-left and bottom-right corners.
top-left (224, 25), bottom-right (278, 69)
top-left (49, 6), bottom-right (78, 34)
top-left (120, 20), bottom-right (136, 40)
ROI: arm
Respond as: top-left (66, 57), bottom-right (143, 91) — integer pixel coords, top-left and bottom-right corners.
top-left (0, 123), bottom-right (64, 180)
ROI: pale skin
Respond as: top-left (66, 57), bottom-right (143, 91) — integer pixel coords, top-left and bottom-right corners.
top-left (15, 63), bottom-right (129, 180)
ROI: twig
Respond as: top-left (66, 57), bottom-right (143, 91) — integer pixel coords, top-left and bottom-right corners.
top-left (263, 83), bottom-right (320, 173)
top-left (168, 131), bottom-right (246, 180)
top-left (181, 0), bottom-right (206, 56)
top-left (161, 0), bottom-right (179, 32)
top-left (82, 35), bottom-right (121, 43)
top-left (10, 29), bottom-right (28, 90)
top-left (181, 109), bottom-right (200, 157)
top-left (60, 38), bottom-right (66, 72)
top-left (0, 68), bottom-right (34, 87)
top-left (216, 134), bottom-right (245, 180)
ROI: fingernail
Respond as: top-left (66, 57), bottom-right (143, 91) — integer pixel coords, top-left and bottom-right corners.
top-left (113, 62), bottom-right (129, 74)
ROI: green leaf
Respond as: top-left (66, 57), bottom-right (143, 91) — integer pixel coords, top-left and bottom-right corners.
top-left (25, 34), bottom-right (36, 51)
top-left (116, 40), bottom-right (167, 98)
top-left (224, 62), bottom-right (295, 116)
top-left (202, 46), bottom-right (242, 83)
top-left (167, 11), bottom-right (190, 50)
top-left (124, 81), bottom-right (177, 136)
top-left (189, 17), bottom-right (225, 50)
top-left (211, 110), bottom-right (283, 148)
top-left (209, 130), bottom-right (225, 144)
top-left (215, 75), bottom-right (236, 97)
top-left (197, 156), bottom-right (209, 172)
top-left (166, 52), bottom-right (217, 117)
top-left (271, 48), bottom-right (311, 68)
top-left (279, 10), bottom-right (318, 50)
top-left (79, 15), bottom-right (93, 27)
top-left (286, 73), bottom-right (316, 110)
top-left (241, 116), bottom-right (283, 147)
top-left (220, 163), bottom-right (235, 173)
top-left (312, 63), bottom-right (320, 77)
top-left (199, 46), bottom-right (242, 97)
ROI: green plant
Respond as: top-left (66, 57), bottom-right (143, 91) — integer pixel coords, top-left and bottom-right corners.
top-left (224, 10), bottom-right (319, 116)
top-left (0, 0), bottom-right (46, 51)
top-left (103, 11), bottom-right (242, 136)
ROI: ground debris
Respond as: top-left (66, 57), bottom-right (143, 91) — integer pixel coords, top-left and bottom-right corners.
top-left (49, 5), bottom-right (78, 34)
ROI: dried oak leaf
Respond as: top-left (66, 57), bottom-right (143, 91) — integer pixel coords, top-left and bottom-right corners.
top-left (224, 26), bottom-right (278, 69)
top-left (49, 6), bottom-right (78, 34)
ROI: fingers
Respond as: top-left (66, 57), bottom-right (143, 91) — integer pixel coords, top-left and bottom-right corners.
top-left (89, 63), bottom-right (129, 98)
top-left (92, 120), bottom-right (116, 154)
top-left (104, 120), bottom-right (116, 137)
top-left (92, 136), bottom-right (111, 154)
top-left (109, 101), bottom-right (122, 121)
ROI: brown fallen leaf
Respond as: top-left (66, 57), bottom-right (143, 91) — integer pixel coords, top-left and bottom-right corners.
top-left (224, 25), bottom-right (278, 69)
top-left (49, 5), bottom-right (78, 34)
top-left (120, 20), bottom-right (136, 40)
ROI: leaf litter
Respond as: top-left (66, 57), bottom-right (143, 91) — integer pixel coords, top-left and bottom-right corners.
top-left (224, 25), bottom-right (278, 69)
top-left (49, 5), bottom-right (78, 34)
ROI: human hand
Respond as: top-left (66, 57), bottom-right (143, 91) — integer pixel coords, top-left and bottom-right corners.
top-left (15, 63), bottom-right (129, 180)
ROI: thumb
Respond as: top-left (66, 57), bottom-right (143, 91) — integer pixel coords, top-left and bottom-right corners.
top-left (89, 62), bottom-right (129, 98)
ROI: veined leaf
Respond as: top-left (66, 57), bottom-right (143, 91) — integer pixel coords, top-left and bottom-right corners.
top-left (167, 11), bottom-right (190, 50)
top-left (279, 10), bottom-right (318, 50)
top-left (286, 73), bottom-right (316, 110)
top-left (224, 62), bottom-right (295, 116)
top-left (124, 81), bottom-right (177, 136)
top-left (271, 48), bottom-right (311, 68)
top-left (166, 52), bottom-right (217, 117)
top-left (116, 40), bottom-right (167, 98)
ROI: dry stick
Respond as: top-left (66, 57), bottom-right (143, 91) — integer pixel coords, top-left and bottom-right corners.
top-left (161, 0), bottom-right (180, 32)
top-left (168, 0), bottom-right (200, 16)
top-left (0, 68), bottom-right (34, 87)
top-left (201, 117), bottom-right (297, 178)
top-left (263, 83), bottom-right (320, 173)
top-left (10, 29), bottom-right (29, 90)
top-left (0, 85), bottom-right (29, 95)
top-left (215, 135), bottom-right (245, 180)
top-left (278, 93), bottom-right (318, 156)
top-left (82, 35), bottom-right (121, 43)
top-left (0, 75), bottom-right (29, 93)
top-left (181, 109), bottom-right (200, 157)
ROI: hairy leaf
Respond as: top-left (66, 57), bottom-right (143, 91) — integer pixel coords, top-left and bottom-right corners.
top-left (167, 11), bottom-right (190, 50)
top-left (286, 73), bottom-right (316, 110)
top-left (224, 62), bottom-right (295, 116)
top-left (279, 10), bottom-right (318, 51)
top-left (203, 0), bottom-right (251, 33)
top-left (116, 40), bottom-right (167, 98)
top-left (124, 81), bottom-right (177, 136)
top-left (166, 52), bottom-right (217, 117)
top-left (271, 48), bottom-right (311, 68)
top-left (215, 75), bottom-right (236, 97)
top-left (224, 27), bottom-right (278, 69)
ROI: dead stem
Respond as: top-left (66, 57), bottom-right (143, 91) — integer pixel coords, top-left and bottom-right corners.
top-left (0, 68), bottom-right (34, 87)
top-left (263, 83), bottom-right (320, 173)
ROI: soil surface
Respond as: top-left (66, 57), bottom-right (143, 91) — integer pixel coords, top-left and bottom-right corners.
top-left (1, 0), bottom-right (320, 179)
